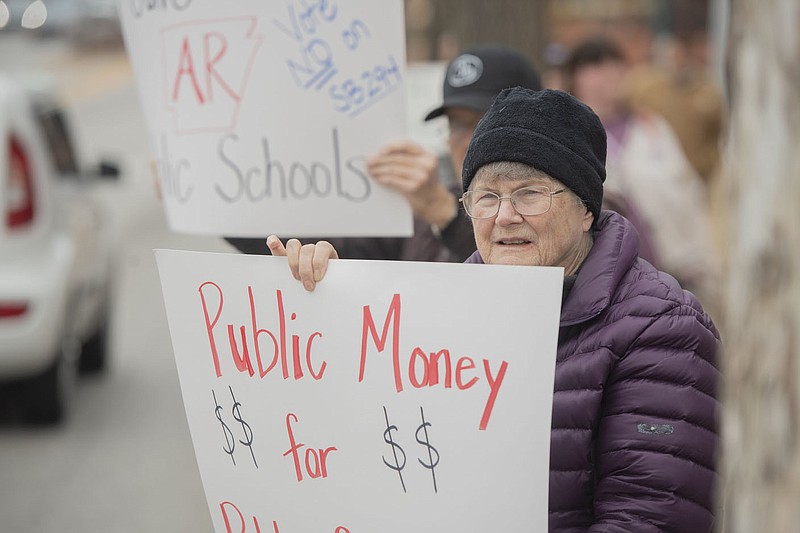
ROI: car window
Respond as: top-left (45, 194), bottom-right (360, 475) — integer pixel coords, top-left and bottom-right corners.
top-left (34, 105), bottom-right (79, 176)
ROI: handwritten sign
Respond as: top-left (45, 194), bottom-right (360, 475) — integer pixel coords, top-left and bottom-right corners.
top-left (118, 0), bottom-right (412, 237)
top-left (155, 249), bottom-right (562, 532)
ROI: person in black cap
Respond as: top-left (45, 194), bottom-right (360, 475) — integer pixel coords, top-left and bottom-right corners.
top-left (227, 44), bottom-right (541, 263)
top-left (368, 44), bottom-right (542, 237)
top-left (269, 87), bottom-right (720, 532)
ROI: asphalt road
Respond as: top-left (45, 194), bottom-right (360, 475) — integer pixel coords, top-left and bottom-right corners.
top-left (0, 33), bottom-right (235, 532)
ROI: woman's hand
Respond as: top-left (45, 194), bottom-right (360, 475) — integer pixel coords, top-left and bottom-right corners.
top-left (266, 235), bottom-right (339, 292)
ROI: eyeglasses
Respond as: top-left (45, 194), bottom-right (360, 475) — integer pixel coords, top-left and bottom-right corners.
top-left (459, 186), bottom-right (567, 219)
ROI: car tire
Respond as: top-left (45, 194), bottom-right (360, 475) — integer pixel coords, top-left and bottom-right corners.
top-left (24, 338), bottom-right (80, 424)
top-left (79, 316), bottom-right (109, 373)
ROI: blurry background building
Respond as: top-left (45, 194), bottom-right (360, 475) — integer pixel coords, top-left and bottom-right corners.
top-left (404, 0), bottom-right (726, 175)
top-left (405, 0), bottom-right (721, 68)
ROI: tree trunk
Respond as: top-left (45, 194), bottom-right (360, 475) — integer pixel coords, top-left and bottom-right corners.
top-left (720, 1), bottom-right (800, 532)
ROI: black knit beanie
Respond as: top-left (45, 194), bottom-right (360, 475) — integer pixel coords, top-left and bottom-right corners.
top-left (461, 87), bottom-right (607, 222)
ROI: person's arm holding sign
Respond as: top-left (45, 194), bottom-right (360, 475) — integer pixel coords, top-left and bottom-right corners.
top-left (367, 140), bottom-right (458, 231)
top-left (266, 235), bottom-right (338, 292)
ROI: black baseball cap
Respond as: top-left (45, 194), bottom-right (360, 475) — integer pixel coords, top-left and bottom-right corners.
top-left (424, 45), bottom-right (542, 121)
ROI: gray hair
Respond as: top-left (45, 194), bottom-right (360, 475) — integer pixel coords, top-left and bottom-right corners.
top-left (473, 162), bottom-right (586, 207)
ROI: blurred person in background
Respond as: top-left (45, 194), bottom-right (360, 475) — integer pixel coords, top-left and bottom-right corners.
top-left (627, 13), bottom-right (725, 184)
top-left (626, 25), bottom-right (729, 274)
top-left (563, 35), bottom-right (720, 314)
top-left (269, 87), bottom-right (721, 532)
top-left (226, 44), bottom-right (542, 263)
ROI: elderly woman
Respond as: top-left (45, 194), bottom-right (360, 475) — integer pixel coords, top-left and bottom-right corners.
top-left (269, 88), bottom-right (720, 532)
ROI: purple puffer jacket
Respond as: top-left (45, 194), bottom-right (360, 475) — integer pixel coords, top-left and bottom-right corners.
top-left (466, 211), bottom-right (720, 532)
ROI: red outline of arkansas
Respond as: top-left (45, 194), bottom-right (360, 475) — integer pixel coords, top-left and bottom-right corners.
top-left (162, 17), bottom-right (263, 135)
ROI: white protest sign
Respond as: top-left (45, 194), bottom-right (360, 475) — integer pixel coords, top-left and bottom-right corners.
top-left (118, 0), bottom-right (412, 237)
top-left (155, 249), bottom-right (562, 532)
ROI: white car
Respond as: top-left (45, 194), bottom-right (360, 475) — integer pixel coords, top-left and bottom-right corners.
top-left (0, 73), bottom-right (117, 423)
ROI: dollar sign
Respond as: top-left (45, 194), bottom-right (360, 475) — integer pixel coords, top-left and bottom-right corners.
top-left (229, 386), bottom-right (258, 468)
top-left (382, 406), bottom-right (407, 493)
top-left (213, 390), bottom-right (236, 465)
top-left (415, 406), bottom-right (439, 493)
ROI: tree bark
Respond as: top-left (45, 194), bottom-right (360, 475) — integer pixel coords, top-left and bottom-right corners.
top-left (720, 1), bottom-right (800, 532)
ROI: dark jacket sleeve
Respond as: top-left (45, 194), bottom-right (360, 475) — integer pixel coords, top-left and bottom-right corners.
top-left (224, 185), bottom-right (474, 262)
top-left (590, 302), bottom-right (720, 533)
top-left (399, 184), bottom-right (476, 263)
top-left (437, 210), bottom-right (476, 262)
top-left (224, 236), bottom-right (405, 260)
top-left (436, 183), bottom-right (476, 262)
top-left (398, 214), bottom-right (474, 262)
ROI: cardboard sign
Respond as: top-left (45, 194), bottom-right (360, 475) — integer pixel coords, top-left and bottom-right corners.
top-left (155, 249), bottom-right (563, 532)
top-left (119, 0), bottom-right (412, 237)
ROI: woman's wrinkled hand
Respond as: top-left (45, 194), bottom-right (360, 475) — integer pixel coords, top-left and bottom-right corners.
top-left (266, 235), bottom-right (339, 292)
